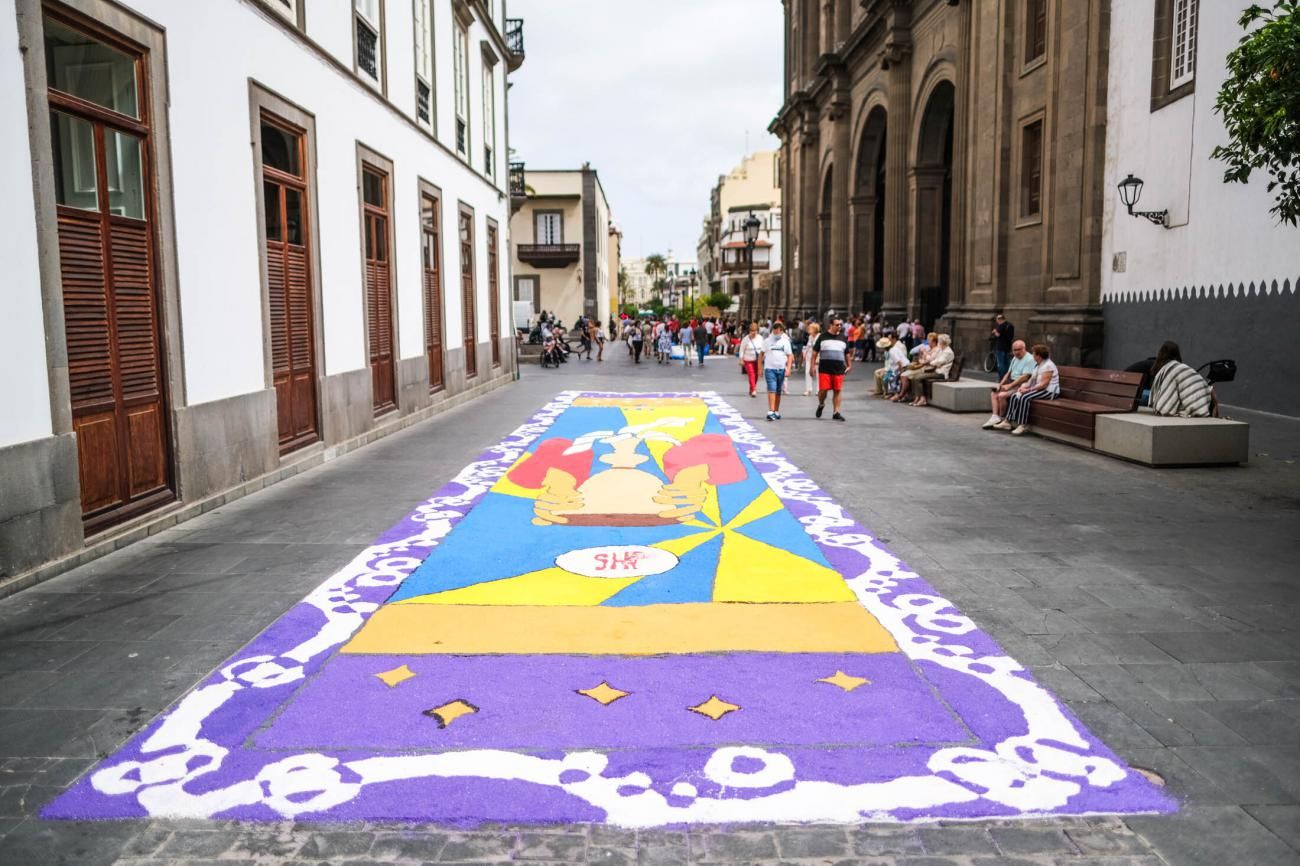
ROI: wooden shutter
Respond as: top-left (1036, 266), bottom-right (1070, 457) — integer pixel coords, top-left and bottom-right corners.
top-left (460, 207), bottom-right (477, 378)
top-left (286, 244), bottom-right (315, 437)
top-left (487, 221), bottom-right (500, 367)
top-left (422, 195), bottom-right (444, 391)
top-left (362, 169), bottom-right (396, 415)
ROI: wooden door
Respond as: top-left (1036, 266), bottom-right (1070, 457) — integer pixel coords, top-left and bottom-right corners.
top-left (421, 192), bottom-right (445, 392)
top-left (486, 220), bottom-right (501, 367)
top-left (45, 12), bottom-right (173, 532)
top-left (261, 116), bottom-right (318, 452)
top-left (362, 166), bottom-right (396, 413)
top-left (459, 205), bottom-right (477, 379)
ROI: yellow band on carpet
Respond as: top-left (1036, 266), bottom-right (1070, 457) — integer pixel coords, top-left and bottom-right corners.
top-left (341, 601), bottom-right (899, 655)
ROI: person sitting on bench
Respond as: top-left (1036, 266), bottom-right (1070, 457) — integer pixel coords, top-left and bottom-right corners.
top-left (983, 340), bottom-right (1036, 429)
top-left (995, 343), bottom-right (1060, 435)
top-left (895, 334), bottom-right (954, 407)
top-left (1150, 340), bottom-right (1215, 418)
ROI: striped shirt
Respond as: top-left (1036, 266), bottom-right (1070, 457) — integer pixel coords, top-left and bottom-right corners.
top-left (813, 334), bottom-right (849, 375)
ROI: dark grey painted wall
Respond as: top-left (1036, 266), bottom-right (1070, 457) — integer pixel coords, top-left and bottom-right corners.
top-left (581, 168), bottom-right (598, 316)
top-left (1103, 284), bottom-right (1300, 417)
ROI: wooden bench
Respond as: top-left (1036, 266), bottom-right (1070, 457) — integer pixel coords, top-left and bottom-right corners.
top-left (1028, 366), bottom-right (1144, 448)
top-left (920, 352), bottom-right (964, 401)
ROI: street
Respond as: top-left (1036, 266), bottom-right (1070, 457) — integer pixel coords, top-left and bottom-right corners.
top-left (2, 352), bottom-right (1298, 864)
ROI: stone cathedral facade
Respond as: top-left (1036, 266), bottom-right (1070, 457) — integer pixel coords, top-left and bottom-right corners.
top-left (770, 0), bottom-right (1110, 365)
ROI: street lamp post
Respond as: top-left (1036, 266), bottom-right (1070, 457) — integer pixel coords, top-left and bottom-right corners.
top-left (687, 268), bottom-right (697, 316)
top-left (743, 211), bottom-right (761, 321)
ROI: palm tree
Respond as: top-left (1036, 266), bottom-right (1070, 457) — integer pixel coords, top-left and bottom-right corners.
top-left (645, 253), bottom-right (667, 304)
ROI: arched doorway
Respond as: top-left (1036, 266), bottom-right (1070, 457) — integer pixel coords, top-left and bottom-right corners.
top-left (914, 81), bottom-right (954, 331)
top-left (852, 106), bottom-right (887, 315)
top-left (818, 165), bottom-right (834, 316)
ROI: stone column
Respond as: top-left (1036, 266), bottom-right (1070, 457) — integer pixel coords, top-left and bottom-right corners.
top-left (829, 106), bottom-right (851, 314)
top-left (849, 194), bottom-right (875, 311)
top-left (800, 124), bottom-right (821, 318)
top-left (882, 39), bottom-right (912, 321)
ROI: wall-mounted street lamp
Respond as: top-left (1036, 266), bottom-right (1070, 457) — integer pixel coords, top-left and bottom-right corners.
top-left (743, 211), bottom-right (762, 317)
top-left (1117, 174), bottom-right (1169, 228)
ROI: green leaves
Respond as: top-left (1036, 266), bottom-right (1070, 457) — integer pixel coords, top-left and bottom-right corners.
top-left (1212, 1), bottom-right (1300, 225)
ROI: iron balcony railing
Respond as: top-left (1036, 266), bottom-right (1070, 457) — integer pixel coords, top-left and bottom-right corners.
top-left (517, 244), bottom-right (580, 268)
top-left (508, 161), bottom-right (526, 198)
top-left (505, 18), bottom-right (525, 59)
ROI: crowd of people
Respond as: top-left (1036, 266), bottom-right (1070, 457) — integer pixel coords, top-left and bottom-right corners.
top-left (532, 308), bottom-right (1221, 426)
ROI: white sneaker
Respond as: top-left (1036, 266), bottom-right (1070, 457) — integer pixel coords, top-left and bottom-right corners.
top-left (1011, 425), bottom-right (1029, 436)
top-left (993, 421), bottom-right (1014, 431)
top-left (982, 416), bottom-right (1001, 429)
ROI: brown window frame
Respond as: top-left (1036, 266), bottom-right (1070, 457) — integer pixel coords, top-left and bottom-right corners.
top-left (1023, 0), bottom-right (1048, 69)
top-left (358, 149), bottom-right (398, 415)
top-left (458, 201), bottom-right (478, 379)
top-left (1017, 114), bottom-right (1045, 225)
top-left (41, 3), bottom-right (177, 532)
top-left (1150, 0), bottom-right (1197, 111)
top-left (486, 217), bottom-right (500, 367)
top-left (419, 180), bottom-right (446, 393)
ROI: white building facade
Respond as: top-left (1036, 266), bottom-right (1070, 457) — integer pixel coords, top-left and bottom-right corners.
top-left (0, 0), bottom-right (524, 583)
top-left (1101, 0), bottom-right (1299, 415)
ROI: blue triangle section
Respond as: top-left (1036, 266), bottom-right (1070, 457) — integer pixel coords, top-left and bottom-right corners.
top-left (602, 534), bottom-right (723, 606)
top-left (699, 412), bottom-right (772, 525)
top-left (733, 507), bottom-right (832, 569)
top-left (390, 495), bottom-right (701, 602)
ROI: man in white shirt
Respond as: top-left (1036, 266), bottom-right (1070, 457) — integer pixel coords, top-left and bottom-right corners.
top-left (763, 322), bottom-right (794, 421)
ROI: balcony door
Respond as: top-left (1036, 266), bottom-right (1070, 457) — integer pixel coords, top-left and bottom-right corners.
top-left (535, 210), bottom-right (562, 244)
top-left (486, 219), bottom-right (500, 367)
top-left (362, 165), bottom-right (396, 414)
top-left (459, 204), bottom-right (477, 379)
top-left (421, 189), bottom-right (445, 392)
top-left (45, 12), bottom-right (174, 532)
top-left (260, 115), bottom-right (318, 452)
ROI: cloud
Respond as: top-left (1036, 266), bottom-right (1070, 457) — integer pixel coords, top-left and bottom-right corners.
top-left (507, 0), bottom-right (783, 259)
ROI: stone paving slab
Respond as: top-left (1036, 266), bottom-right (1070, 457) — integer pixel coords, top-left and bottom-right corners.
top-left (1, 356), bottom-right (1298, 863)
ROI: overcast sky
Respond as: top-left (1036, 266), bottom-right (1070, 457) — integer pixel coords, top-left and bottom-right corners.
top-left (506, 0), bottom-right (784, 263)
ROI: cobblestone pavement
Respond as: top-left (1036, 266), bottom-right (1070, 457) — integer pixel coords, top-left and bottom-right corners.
top-left (2, 351), bottom-right (1298, 865)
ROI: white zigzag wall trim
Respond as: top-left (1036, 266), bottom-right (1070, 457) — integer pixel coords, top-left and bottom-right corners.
top-left (1105, 277), bottom-right (1298, 304)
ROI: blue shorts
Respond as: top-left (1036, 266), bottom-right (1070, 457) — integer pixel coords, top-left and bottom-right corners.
top-left (764, 368), bottom-right (786, 392)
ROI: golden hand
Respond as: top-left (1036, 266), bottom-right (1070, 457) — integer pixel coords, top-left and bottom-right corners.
top-left (654, 463), bottom-right (710, 520)
top-left (533, 468), bottom-right (584, 526)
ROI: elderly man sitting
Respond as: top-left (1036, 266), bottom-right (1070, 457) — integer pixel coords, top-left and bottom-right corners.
top-left (983, 340), bottom-right (1036, 428)
top-left (873, 334), bottom-right (909, 396)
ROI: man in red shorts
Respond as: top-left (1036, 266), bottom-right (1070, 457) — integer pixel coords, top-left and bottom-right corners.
top-left (812, 318), bottom-right (851, 421)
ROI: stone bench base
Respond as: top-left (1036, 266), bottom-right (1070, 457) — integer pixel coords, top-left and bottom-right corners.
top-left (930, 380), bottom-right (992, 413)
top-left (1093, 413), bottom-right (1249, 466)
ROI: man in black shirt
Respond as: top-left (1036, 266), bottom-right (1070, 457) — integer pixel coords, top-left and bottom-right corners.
top-left (811, 318), bottom-right (851, 421)
top-left (991, 313), bottom-right (1015, 379)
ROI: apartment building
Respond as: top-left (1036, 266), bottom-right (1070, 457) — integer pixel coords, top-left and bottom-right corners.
top-left (0, 0), bottom-right (525, 585)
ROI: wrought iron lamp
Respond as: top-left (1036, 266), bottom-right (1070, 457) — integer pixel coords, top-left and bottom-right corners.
top-left (1117, 174), bottom-right (1169, 228)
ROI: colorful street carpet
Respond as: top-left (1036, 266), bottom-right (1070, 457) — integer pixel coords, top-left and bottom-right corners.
top-left (45, 392), bottom-right (1176, 825)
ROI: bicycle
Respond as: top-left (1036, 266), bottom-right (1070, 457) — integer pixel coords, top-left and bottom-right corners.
top-left (982, 337), bottom-right (998, 374)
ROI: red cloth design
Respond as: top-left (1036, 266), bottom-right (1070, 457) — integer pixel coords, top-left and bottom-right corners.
top-left (663, 434), bottom-right (745, 486)
top-left (508, 438), bottom-right (594, 488)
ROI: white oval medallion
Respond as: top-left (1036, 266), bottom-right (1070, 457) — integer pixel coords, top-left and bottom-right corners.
top-left (554, 545), bottom-right (678, 579)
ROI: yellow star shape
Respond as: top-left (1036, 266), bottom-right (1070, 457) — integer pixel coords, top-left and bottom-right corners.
top-left (424, 699), bottom-right (479, 728)
top-left (576, 682), bottom-right (631, 705)
top-left (374, 664), bottom-right (417, 687)
top-left (687, 695), bottom-right (741, 720)
top-left (816, 670), bottom-right (872, 692)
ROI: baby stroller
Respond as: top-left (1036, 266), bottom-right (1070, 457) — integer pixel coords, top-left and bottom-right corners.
top-left (540, 336), bottom-right (566, 368)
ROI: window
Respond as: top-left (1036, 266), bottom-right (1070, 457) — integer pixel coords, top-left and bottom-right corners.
top-left (355, 0), bottom-right (383, 89)
top-left (459, 205), bottom-right (477, 378)
top-left (1025, 0), bottom-right (1047, 65)
top-left (1020, 118), bottom-right (1043, 220)
top-left (268, 0), bottom-right (300, 26)
top-left (420, 187), bottom-right (444, 392)
top-left (1170, 0), bottom-right (1198, 88)
top-left (482, 62), bottom-right (496, 177)
top-left (453, 23), bottom-right (470, 157)
top-left (413, 0), bottom-right (434, 131)
top-left (535, 211), bottom-right (562, 245)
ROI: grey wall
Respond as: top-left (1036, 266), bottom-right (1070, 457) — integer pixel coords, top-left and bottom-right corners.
top-left (1103, 285), bottom-right (1300, 417)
